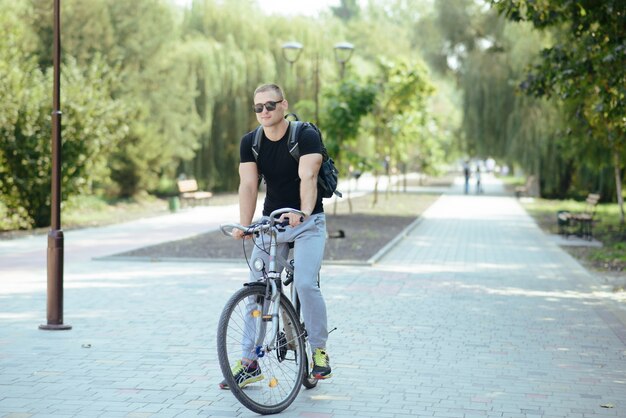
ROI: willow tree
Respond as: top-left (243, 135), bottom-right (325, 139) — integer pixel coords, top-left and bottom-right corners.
top-left (180, 0), bottom-right (279, 191)
top-left (462, 48), bottom-right (515, 160)
top-left (460, 17), bottom-right (569, 197)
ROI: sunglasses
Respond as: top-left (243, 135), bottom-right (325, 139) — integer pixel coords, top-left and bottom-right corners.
top-left (253, 100), bottom-right (284, 113)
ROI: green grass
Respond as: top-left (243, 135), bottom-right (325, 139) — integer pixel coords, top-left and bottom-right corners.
top-left (498, 175), bottom-right (527, 187)
top-left (61, 194), bottom-right (169, 229)
top-left (521, 197), bottom-right (626, 271)
top-left (0, 194), bottom-right (169, 235)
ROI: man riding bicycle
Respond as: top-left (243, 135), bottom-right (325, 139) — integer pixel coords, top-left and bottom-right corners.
top-left (219, 83), bottom-right (332, 390)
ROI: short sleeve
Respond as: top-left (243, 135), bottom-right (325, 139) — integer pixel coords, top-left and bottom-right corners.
top-left (297, 124), bottom-right (323, 156)
top-left (240, 131), bottom-right (256, 163)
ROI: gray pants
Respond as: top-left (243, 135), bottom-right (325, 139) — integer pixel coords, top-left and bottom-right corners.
top-left (245, 213), bottom-right (328, 353)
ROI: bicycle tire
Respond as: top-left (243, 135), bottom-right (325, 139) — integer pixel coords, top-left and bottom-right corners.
top-left (217, 285), bottom-right (306, 415)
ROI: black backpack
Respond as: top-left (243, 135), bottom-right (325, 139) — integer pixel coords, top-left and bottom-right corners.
top-left (251, 116), bottom-right (342, 198)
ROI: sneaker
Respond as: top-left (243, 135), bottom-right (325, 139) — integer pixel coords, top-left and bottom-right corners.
top-left (310, 348), bottom-right (332, 379)
top-left (219, 360), bottom-right (264, 390)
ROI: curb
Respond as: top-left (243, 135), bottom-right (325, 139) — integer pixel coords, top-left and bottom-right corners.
top-left (366, 216), bottom-right (423, 265)
top-left (94, 255), bottom-right (371, 266)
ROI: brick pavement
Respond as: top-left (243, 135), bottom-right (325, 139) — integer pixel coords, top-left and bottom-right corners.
top-left (1, 176), bottom-right (625, 417)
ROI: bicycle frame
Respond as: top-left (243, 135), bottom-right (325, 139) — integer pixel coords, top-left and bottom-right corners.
top-left (221, 208), bottom-right (304, 358)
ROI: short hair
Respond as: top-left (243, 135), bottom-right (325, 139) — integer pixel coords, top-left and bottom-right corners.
top-left (254, 83), bottom-right (285, 100)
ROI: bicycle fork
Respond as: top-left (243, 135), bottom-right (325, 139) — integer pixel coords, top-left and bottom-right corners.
top-left (253, 276), bottom-right (281, 358)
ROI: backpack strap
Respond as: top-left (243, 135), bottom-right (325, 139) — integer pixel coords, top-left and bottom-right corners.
top-left (253, 121), bottom-right (302, 162)
top-left (252, 126), bottom-right (263, 161)
top-left (287, 121), bottom-right (301, 160)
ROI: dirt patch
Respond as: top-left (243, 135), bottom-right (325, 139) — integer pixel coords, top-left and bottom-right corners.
top-left (115, 192), bottom-right (440, 263)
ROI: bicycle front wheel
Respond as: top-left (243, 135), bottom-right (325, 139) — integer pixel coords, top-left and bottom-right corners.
top-left (217, 285), bottom-right (307, 415)
top-left (302, 342), bottom-right (319, 389)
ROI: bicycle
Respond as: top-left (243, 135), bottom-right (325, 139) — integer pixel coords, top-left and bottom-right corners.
top-left (217, 207), bottom-right (320, 415)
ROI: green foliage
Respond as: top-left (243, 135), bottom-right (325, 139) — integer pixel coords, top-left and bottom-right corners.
top-left (494, 0), bottom-right (625, 135)
top-left (320, 78), bottom-right (377, 160)
top-left (0, 52), bottom-right (129, 227)
top-left (366, 59), bottom-right (436, 172)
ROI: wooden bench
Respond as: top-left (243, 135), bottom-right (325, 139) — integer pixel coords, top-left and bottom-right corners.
top-left (515, 175), bottom-right (534, 198)
top-left (557, 193), bottom-right (600, 240)
top-left (177, 179), bottom-right (213, 207)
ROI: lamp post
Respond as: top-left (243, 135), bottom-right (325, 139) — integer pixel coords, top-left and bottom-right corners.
top-left (40, 0), bottom-right (70, 331)
top-left (333, 42), bottom-right (355, 214)
top-left (333, 42), bottom-right (354, 79)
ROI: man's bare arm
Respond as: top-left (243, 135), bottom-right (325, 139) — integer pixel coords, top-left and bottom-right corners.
top-left (298, 153), bottom-right (323, 217)
top-left (235, 162), bottom-right (259, 238)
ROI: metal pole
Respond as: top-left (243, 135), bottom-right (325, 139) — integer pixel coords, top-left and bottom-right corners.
top-left (40, 0), bottom-right (71, 331)
top-left (314, 53), bottom-right (320, 126)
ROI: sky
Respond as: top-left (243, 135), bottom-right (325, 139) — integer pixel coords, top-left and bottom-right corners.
top-left (173, 0), bottom-right (343, 16)
top-left (256, 0), bottom-right (341, 16)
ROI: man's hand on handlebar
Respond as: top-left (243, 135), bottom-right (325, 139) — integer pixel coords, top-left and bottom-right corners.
top-left (231, 227), bottom-right (251, 240)
top-left (223, 209), bottom-right (305, 239)
top-left (279, 212), bottom-right (305, 228)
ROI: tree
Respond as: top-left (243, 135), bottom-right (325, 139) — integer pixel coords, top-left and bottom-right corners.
top-left (492, 0), bottom-right (626, 222)
top-left (331, 0), bottom-right (360, 21)
top-left (367, 59), bottom-right (435, 203)
top-left (319, 78), bottom-right (376, 212)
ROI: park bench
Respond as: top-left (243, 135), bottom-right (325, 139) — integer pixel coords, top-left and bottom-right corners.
top-left (177, 179), bottom-right (213, 207)
top-left (557, 193), bottom-right (600, 240)
top-left (514, 175), bottom-right (534, 198)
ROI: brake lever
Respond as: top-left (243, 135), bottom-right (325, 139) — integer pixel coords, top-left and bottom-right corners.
top-left (275, 217), bottom-right (304, 232)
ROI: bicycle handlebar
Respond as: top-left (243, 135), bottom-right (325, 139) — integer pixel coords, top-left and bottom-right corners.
top-left (219, 208), bottom-right (305, 237)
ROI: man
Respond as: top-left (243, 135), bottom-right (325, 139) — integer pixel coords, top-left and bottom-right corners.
top-left (219, 83), bottom-right (332, 390)
top-left (463, 160), bottom-right (470, 195)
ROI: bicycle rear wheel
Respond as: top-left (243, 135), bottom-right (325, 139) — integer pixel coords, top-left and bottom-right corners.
top-left (217, 285), bottom-right (306, 415)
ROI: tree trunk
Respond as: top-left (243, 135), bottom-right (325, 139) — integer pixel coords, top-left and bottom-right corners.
top-left (372, 171), bottom-right (379, 208)
top-left (613, 148), bottom-right (625, 224)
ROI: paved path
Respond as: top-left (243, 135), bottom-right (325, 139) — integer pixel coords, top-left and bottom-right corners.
top-left (1, 176), bottom-right (625, 418)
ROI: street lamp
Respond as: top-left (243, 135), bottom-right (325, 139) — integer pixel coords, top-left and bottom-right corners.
top-left (281, 41), bottom-right (303, 67)
top-left (333, 42), bottom-right (354, 79)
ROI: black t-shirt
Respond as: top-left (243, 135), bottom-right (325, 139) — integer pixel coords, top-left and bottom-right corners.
top-left (240, 124), bottom-right (324, 216)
